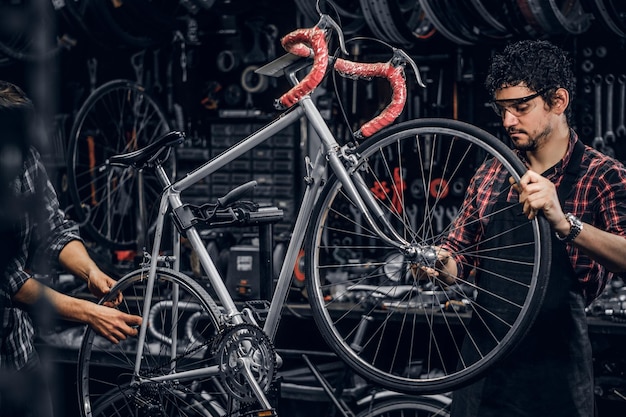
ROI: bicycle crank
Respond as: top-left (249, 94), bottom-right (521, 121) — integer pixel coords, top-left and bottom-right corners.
top-left (214, 323), bottom-right (277, 406)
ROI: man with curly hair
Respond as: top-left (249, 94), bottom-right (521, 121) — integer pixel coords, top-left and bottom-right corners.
top-left (432, 40), bottom-right (626, 416)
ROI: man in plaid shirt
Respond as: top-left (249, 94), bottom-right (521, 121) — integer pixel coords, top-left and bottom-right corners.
top-left (429, 41), bottom-right (626, 416)
top-left (0, 80), bottom-right (142, 416)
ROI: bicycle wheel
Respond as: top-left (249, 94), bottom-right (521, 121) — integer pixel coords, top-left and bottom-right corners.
top-left (357, 394), bottom-right (451, 417)
top-left (305, 118), bottom-right (551, 393)
top-left (89, 382), bottom-right (226, 417)
top-left (66, 79), bottom-right (171, 250)
top-left (77, 267), bottom-right (223, 417)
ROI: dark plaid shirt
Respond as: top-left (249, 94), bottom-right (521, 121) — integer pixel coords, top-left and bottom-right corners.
top-left (444, 131), bottom-right (626, 305)
top-left (1, 147), bottom-right (81, 370)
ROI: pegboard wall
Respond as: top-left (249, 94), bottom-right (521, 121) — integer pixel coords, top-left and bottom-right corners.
top-left (1, 0), bottom-right (625, 253)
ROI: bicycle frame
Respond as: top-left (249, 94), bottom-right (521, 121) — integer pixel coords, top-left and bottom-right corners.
top-left (130, 58), bottom-right (414, 397)
top-left (77, 10), bottom-right (555, 415)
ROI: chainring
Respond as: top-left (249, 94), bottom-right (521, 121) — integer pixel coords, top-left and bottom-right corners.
top-left (214, 323), bottom-right (277, 403)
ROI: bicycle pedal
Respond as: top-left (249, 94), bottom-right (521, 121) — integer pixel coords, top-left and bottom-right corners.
top-left (243, 299), bottom-right (271, 323)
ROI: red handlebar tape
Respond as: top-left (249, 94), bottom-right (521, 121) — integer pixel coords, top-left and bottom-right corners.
top-left (279, 26), bottom-right (407, 138)
top-left (279, 27), bottom-right (329, 108)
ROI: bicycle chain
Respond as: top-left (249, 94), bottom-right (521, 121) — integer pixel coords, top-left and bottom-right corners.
top-left (130, 323), bottom-right (277, 415)
top-left (137, 330), bottom-right (219, 378)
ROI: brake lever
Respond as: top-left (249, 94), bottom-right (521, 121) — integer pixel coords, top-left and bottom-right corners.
top-left (392, 48), bottom-right (426, 88)
top-left (317, 14), bottom-right (348, 55)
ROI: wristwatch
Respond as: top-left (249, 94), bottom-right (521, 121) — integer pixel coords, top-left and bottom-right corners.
top-left (555, 213), bottom-right (583, 242)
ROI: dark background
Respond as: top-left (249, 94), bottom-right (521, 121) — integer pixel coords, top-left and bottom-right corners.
top-left (1, 1), bottom-right (625, 416)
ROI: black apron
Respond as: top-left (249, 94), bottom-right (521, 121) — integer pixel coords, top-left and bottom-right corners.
top-left (450, 141), bottom-right (594, 417)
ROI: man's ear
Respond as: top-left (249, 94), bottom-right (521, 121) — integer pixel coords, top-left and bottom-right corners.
top-left (551, 87), bottom-right (569, 114)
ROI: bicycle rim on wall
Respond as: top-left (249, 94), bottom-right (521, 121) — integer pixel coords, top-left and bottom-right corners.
top-left (66, 79), bottom-right (172, 251)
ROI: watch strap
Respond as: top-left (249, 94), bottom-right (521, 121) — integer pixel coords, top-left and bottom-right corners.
top-left (555, 213), bottom-right (583, 242)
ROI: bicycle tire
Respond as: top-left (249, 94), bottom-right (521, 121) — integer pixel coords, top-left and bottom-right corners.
top-left (88, 381), bottom-right (226, 417)
top-left (77, 267), bottom-right (223, 417)
top-left (357, 395), bottom-right (451, 417)
top-left (66, 79), bottom-right (172, 250)
top-left (305, 118), bottom-right (551, 394)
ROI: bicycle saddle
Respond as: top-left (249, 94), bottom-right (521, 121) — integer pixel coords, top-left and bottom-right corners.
top-left (107, 130), bottom-right (185, 169)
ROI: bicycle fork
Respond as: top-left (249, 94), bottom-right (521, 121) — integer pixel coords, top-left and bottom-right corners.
top-left (300, 96), bottom-right (415, 256)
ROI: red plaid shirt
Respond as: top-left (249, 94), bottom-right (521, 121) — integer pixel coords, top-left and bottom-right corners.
top-left (2, 147), bottom-right (82, 370)
top-left (443, 131), bottom-right (626, 305)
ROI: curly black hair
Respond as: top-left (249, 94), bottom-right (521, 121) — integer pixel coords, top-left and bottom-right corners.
top-left (485, 39), bottom-right (575, 120)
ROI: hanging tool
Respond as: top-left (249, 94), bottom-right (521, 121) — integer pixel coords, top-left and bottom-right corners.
top-left (592, 75), bottom-right (608, 153)
top-left (604, 74), bottom-right (616, 143)
top-left (432, 206), bottom-right (445, 234)
top-left (131, 50), bottom-right (145, 85)
top-left (153, 49), bottom-right (163, 94)
top-left (87, 57), bottom-right (98, 93)
top-left (616, 74), bottom-right (626, 139)
top-left (243, 17), bottom-right (266, 64)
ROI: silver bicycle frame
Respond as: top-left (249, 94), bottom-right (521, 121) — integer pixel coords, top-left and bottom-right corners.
top-left (130, 74), bottom-right (412, 388)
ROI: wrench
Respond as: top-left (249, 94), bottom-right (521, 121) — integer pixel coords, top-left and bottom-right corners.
top-left (406, 204), bottom-right (419, 232)
top-left (410, 178), bottom-right (426, 200)
top-left (243, 18), bottom-right (266, 64)
top-left (445, 206), bottom-right (459, 223)
top-left (152, 49), bottom-right (163, 94)
top-left (263, 24), bottom-right (279, 88)
top-left (591, 74), bottom-right (615, 156)
top-left (131, 50), bottom-right (145, 85)
top-left (423, 133), bottom-right (433, 171)
top-left (87, 57), bottom-right (97, 93)
top-left (432, 206), bottom-right (445, 234)
top-left (604, 74), bottom-right (616, 143)
top-left (616, 74), bottom-right (626, 138)
top-left (592, 74), bottom-right (604, 150)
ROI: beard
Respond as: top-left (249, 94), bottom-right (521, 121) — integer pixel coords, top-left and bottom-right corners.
top-left (509, 124), bottom-right (552, 152)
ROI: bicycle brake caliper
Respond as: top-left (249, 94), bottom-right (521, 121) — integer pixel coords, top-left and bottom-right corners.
top-left (339, 143), bottom-right (359, 170)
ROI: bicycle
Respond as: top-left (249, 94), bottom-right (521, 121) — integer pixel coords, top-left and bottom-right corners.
top-left (76, 7), bottom-right (551, 417)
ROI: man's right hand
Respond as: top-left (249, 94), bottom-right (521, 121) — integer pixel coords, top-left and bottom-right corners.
top-left (410, 246), bottom-right (458, 286)
top-left (88, 303), bottom-right (143, 344)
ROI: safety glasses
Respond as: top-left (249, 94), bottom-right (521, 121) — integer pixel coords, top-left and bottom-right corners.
top-left (488, 88), bottom-right (550, 117)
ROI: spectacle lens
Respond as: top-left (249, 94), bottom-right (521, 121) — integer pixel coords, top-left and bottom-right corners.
top-left (489, 88), bottom-right (549, 117)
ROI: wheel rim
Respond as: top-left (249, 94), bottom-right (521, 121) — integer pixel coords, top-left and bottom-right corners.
top-left (77, 268), bottom-right (222, 417)
top-left (67, 80), bottom-right (171, 250)
top-left (306, 119), bottom-right (550, 393)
